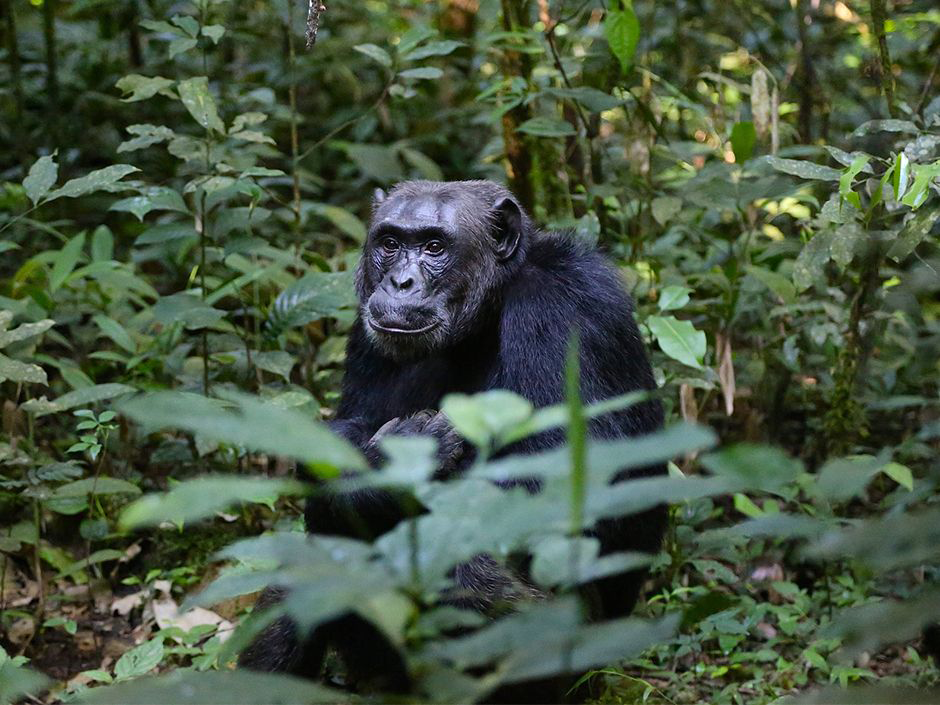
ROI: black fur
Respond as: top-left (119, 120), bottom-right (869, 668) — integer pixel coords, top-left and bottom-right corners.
top-left (239, 181), bottom-right (666, 699)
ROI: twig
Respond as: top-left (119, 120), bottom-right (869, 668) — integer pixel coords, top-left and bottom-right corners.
top-left (306, 0), bottom-right (325, 49)
top-left (870, 0), bottom-right (897, 117)
top-left (297, 82), bottom-right (393, 162)
top-left (286, 0), bottom-right (302, 230)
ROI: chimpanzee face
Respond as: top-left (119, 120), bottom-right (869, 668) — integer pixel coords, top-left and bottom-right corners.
top-left (357, 182), bottom-right (524, 359)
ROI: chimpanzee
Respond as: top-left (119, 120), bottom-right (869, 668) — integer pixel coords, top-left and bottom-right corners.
top-left (239, 180), bottom-right (666, 698)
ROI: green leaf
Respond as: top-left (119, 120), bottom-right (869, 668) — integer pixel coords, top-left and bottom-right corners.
top-left (893, 152), bottom-right (910, 201)
top-left (398, 26), bottom-right (436, 55)
top-left (91, 226), bottom-right (114, 262)
top-left (252, 351), bottom-right (295, 381)
top-left (177, 77), bottom-right (226, 134)
top-left (308, 204), bottom-right (367, 242)
top-left (657, 285), bottom-right (691, 312)
top-left (170, 14), bottom-right (199, 37)
top-left (114, 638), bottom-right (163, 681)
top-left (117, 124), bottom-right (175, 153)
top-left (442, 390), bottom-right (534, 449)
top-left (56, 549), bottom-right (125, 579)
top-left (888, 206), bottom-right (940, 261)
top-left (0, 318), bottom-right (55, 348)
top-left (829, 222), bottom-right (865, 268)
top-left (398, 67), bottom-right (444, 80)
top-left (647, 315), bottom-right (706, 369)
top-left (765, 156), bottom-right (842, 181)
top-left (168, 37), bottom-right (198, 58)
top-left (21, 383), bottom-right (136, 416)
top-left (881, 462), bottom-right (913, 491)
top-left (651, 196), bottom-right (682, 226)
top-left (110, 187), bottom-right (188, 221)
top-left (50, 232), bottom-right (86, 292)
top-left (139, 19), bottom-right (182, 35)
top-left (344, 143), bottom-right (403, 183)
top-left (0, 353), bottom-right (47, 385)
top-left (805, 506), bottom-right (940, 571)
top-left (814, 455), bottom-right (884, 501)
top-left (119, 476), bottom-right (305, 529)
top-left (604, 6), bottom-right (640, 73)
top-left (838, 155), bottom-right (870, 210)
top-left (824, 588), bottom-right (940, 664)
top-left (354, 43), bottom-right (392, 67)
top-left (544, 87), bottom-right (620, 113)
top-left (78, 669), bottom-right (348, 704)
top-left (135, 222), bottom-right (199, 246)
top-left (93, 314), bottom-right (136, 353)
top-left (403, 39), bottom-right (463, 61)
top-left (201, 24), bottom-right (225, 43)
top-left (730, 121), bottom-right (757, 163)
top-left (153, 293), bottom-right (224, 330)
top-left (851, 119), bottom-right (919, 137)
top-left (231, 130), bottom-right (275, 145)
top-left (45, 165), bottom-right (140, 202)
top-left (745, 265), bottom-right (796, 304)
top-left (900, 160), bottom-right (940, 209)
top-left (22, 155), bottom-right (58, 205)
top-left (0, 657), bottom-right (49, 704)
top-left (516, 117), bottom-right (576, 137)
top-left (54, 477), bottom-right (141, 498)
top-left (792, 230), bottom-right (834, 291)
top-left (115, 74), bottom-right (175, 102)
top-left (733, 493), bottom-right (764, 518)
top-left (701, 443), bottom-right (803, 491)
top-left (400, 147), bottom-right (444, 181)
top-left (118, 391), bottom-right (365, 472)
top-left (265, 272), bottom-right (357, 337)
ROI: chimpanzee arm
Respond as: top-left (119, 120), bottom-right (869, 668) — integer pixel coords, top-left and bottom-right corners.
top-left (306, 323), bottom-right (430, 541)
top-left (495, 247), bottom-right (667, 619)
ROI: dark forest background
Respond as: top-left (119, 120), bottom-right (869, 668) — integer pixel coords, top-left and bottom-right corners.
top-left (1, 0), bottom-right (939, 702)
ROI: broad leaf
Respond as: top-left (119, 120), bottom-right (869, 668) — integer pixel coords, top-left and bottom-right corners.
top-left (604, 5), bottom-right (640, 73)
top-left (119, 476), bottom-right (305, 529)
top-left (45, 165), bottom-right (140, 202)
top-left (118, 391), bottom-right (365, 472)
top-left (22, 155), bottom-right (58, 205)
top-left (177, 77), bottom-right (226, 134)
top-left (647, 315), bottom-right (706, 369)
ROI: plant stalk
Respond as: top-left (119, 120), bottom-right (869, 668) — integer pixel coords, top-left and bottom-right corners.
top-left (870, 0), bottom-right (897, 117)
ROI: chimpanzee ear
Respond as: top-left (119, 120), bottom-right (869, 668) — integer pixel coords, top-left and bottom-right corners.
top-left (372, 188), bottom-right (387, 208)
top-left (492, 196), bottom-right (523, 261)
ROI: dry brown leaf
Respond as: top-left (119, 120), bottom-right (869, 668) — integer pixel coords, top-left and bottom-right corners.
top-left (150, 581), bottom-right (235, 643)
top-left (716, 333), bottom-right (736, 416)
top-left (679, 383), bottom-right (698, 423)
top-left (111, 590), bottom-right (146, 617)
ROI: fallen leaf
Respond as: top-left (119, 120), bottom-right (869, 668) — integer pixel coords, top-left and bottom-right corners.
top-left (716, 333), bottom-right (735, 416)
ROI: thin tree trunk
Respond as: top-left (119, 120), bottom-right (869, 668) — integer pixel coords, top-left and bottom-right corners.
top-left (499, 0), bottom-right (535, 212)
top-left (286, 0), bottom-right (302, 232)
top-left (793, 0), bottom-right (815, 143)
top-left (2, 0), bottom-right (25, 165)
top-left (42, 0), bottom-right (60, 148)
top-left (127, 0), bottom-right (143, 67)
top-left (870, 0), bottom-right (897, 117)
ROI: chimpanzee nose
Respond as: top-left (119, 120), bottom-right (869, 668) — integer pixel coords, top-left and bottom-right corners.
top-left (390, 272), bottom-right (414, 291)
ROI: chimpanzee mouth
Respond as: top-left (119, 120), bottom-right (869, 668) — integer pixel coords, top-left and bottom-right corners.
top-left (368, 319), bottom-right (440, 336)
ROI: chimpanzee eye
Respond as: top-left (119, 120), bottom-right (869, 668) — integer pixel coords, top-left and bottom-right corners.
top-left (425, 240), bottom-right (445, 255)
top-left (380, 237), bottom-right (400, 253)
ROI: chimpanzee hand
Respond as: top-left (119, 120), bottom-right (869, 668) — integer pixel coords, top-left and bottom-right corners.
top-left (365, 410), bottom-right (465, 478)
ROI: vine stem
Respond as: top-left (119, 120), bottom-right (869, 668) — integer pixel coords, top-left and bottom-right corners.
top-left (870, 0), bottom-right (897, 117)
top-left (199, 1), bottom-right (212, 396)
top-left (286, 0), bottom-right (302, 232)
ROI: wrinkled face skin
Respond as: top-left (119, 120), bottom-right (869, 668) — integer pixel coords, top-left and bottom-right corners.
top-left (357, 184), bottom-right (523, 360)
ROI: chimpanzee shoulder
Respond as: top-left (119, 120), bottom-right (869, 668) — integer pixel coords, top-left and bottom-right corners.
top-left (497, 230), bottom-right (657, 416)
